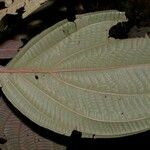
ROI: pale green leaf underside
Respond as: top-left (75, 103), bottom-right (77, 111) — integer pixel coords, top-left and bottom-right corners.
top-left (0, 11), bottom-right (150, 138)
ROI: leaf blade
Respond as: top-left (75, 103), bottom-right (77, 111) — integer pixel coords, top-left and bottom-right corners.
top-left (0, 11), bottom-right (150, 138)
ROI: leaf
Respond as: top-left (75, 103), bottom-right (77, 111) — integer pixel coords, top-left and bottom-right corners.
top-left (0, 97), bottom-right (65, 150)
top-left (0, 0), bottom-right (50, 20)
top-left (0, 38), bottom-right (23, 59)
top-left (0, 11), bottom-right (150, 138)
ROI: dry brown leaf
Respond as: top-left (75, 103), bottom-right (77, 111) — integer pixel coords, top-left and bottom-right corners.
top-left (0, 97), bottom-right (65, 150)
top-left (0, 38), bottom-right (23, 59)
